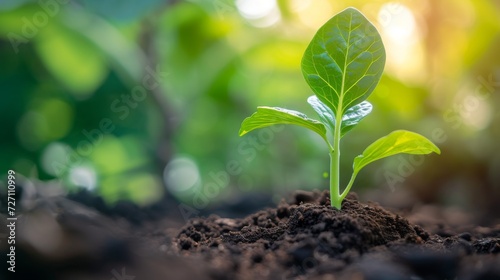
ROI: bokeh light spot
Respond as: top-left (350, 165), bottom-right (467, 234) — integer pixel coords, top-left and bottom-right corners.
top-left (236, 0), bottom-right (281, 27)
top-left (378, 3), bottom-right (417, 41)
top-left (163, 157), bottom-right (200, 193)
top-left (126, 174), bottom-right (163, 206)
top-left (16, 98), bottom-right (73, 150)
top-left (41, 142), bottom-right (72, 176)
top-left (69, 166), bottom-right (97, 191)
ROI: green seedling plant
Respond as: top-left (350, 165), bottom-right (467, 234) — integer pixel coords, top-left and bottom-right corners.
top-left (239, 7), bottom-right (441, 209)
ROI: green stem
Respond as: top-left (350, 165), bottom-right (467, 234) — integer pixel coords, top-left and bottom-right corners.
top-left (340, 171), bottom-right (358, 200)
top-left (329, 150), bottom-right (340, 209)
top-left (330, 115), bottom-right (343, 209)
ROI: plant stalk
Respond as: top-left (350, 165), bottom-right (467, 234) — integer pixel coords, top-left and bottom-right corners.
top-left (330, 114), bottom-right (343, 209)
top-left (329, 150), bottom-right (341, 209)
top-left (340, 171), bottom-right (358, 200)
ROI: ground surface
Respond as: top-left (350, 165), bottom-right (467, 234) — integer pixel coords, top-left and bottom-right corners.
top-left (1, 190), bottom-right (499, 280)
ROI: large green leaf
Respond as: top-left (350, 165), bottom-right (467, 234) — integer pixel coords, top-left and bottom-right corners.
top-left (301, 7), bottom-right (385, 116)
top-left (239, 106), bottom-right (327, 141)
top-left (353, 130), bottom-right (441, 174)
top-left (308, 96), bottom-right (372, 137)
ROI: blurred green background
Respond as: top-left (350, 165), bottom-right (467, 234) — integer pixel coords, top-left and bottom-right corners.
top-left (0, 0), bottom-right (499, 213)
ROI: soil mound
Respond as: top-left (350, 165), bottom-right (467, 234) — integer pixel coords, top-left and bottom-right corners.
top-left (175, 191), bottom-right (431, 279)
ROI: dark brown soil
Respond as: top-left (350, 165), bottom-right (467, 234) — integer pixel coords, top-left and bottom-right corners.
top-left (174, 190), bottom-right (500, 280)
top-left (1, 189), bottom-right (499, 280)
top-left (175, 191), bottom-right (417, 278)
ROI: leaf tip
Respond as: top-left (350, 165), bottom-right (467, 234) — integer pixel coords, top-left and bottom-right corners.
top-left (239, 129), bottom-right (248, 137)
top-left (433, 146), bottom-right (441, 155)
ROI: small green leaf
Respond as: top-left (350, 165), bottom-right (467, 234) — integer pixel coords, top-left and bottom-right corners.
top-left (308, 96), bottom-right (372, 137)
top-left (239, 106), bottom-right (327, 141)
top-left (341, 101), bottom-right (372, 136)
top-left (301, 7), bottom-right (385, 116)
top-left (307, 95), bottom-right (335, 131)
top-left (353, 130), bottom-right (441, 174)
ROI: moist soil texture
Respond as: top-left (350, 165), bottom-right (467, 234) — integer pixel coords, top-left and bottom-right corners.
top-left (1, 190), bottom-right (499, 280)
top-left (174, 191), bottom-right (500, 280)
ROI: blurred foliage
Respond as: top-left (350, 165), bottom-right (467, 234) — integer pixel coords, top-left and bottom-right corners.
top-left (0, 0), bottom-right (499, 212)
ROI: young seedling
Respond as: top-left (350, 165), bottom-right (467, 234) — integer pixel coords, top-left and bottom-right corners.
top-left (239, 7), bottom-right (441, 209)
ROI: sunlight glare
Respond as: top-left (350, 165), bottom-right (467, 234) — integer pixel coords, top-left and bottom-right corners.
top-left (236, 0), bottom-right (281, 28)
top-left (377, 3), bottom-right (424, 82)
top-left (297, 1), bottom-right (333, 29)
top-left (289, 0), bottom-right (312, 12)
top-left (378, 3), bottom-right (417, 41)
